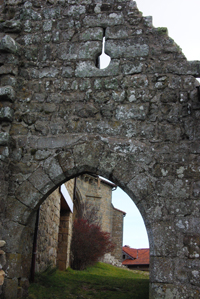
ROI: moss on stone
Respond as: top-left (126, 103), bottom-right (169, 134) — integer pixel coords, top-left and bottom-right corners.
top-left (156, 27), bottom-right (168, 35)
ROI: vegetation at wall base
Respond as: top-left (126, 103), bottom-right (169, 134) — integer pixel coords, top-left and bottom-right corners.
top-left (28, 262), bottom-right (149, 299)
top-left (71, 218), bottom-right (115, 270)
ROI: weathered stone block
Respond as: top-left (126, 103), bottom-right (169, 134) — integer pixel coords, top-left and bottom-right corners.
top-left (106, 40), bottom-right (149, 58)
top-left (115, 103), bottom-right (149, 120)
top-left (43, 6), bottom-right (61, 19)
top-left (0, 107), bottom-right (14, 122)
top-left (127, 173), bottom-right (155, 200)
top-left (21, 6), bottom-right (42, 21)
top-left (192, 181), bottom-right (200, 197)
top-left (73, 139), bottom-right (104, 173)
top-left (3, 20), bottom-right (22, 33)
top-left (28, 167), bottom-right (55, 195)
top-left (0, 35), bottom-right (19, 54)
top-left (121, 62), bottom-right (143, 75)
top-left (106, 26), bottom-right (129, 39)
top-left (75, 60), bottom-right (119, 77)
top-left (183, 235), bottom-right (200, 259)
top-left (16, 180), bottom-right (42, 209)
top-left (156, 179), bottom-right (190, 199)
top-left (149, 283), bottom-right (200, 299)
top-left (43, 20), bottom-right (53, 32)
top-left (10, 124), bottom-right (28, 136)
top-left (75, 103), bottom-right (98, 118)
top-left (1, 75), bottom-right (17, 87)
top-left (0, 65), bottom-right (18, 76)
top-left (0, 241), bottom-right (6, 248)
top-left (150, 257), bottom-right (174, 283)
top-left (151, 222), bottom-right (179, 257)
top-left (35, 121), bottom-right (49, 136)
top-left (39, 67), bottom-right (59, 79)
top-left (61, 66), bottom-right (74, 78)
top-left (34, 150), bottom-right (51, 161)
top-left (5, 196), bottom-right (33, 225)
top-left (43, 156), bottom-right (66, 185)
top-left (57, 41), bottom-right (101, 60)
top-left (79, 27), bottom-right (103, 41)
top-left (57, 150), bottom-right (75, 176)
top-left (4, 0), bottom-right (23, 4)
top-left (83, 13), bottom-right (124, 27)
top-left (0, 86), bottom-right (15, 102)
top-left (0, 132), bottom-right (10, 146)
top-left (65, 5), bottom-right (86, 17)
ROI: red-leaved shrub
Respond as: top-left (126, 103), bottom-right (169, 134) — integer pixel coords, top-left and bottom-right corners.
top-left (71, 218), bottom-right (115, 270)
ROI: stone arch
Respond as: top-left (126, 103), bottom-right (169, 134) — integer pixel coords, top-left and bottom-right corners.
top-left (12, 150), bottom-right (153, 296)
top-left (0, 0), bottom-right (200, 298)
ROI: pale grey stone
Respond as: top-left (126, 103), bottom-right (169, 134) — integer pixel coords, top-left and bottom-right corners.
top-left (43, 20), bottom-right (53, 32)
top-left (3, 20), bottom-right (22, 33)
top-left (0, 36), bottom-right (19, 54)
top-left (83, 13), bottom-right (124, 27)
top-left (0, 241), bottom-right (6, 248)
top-left (115, 103), bottom-right (149, 120)
top-left (0, 86), bottom-right (15, 102)
top-left (106, 40), bottom-right (149, 58)
top-left (75, 60), bottom-right (119, 77)
top-left (122, 62), bottom-right (143, 74)
top-left (0, 107), bottom-right (14, 122)
top-left (79, 27), bottom-right (103, 41)
top-left (39, 68), bottom-right (59, 79)
top-left (0, 133), bottom-right (10, 146)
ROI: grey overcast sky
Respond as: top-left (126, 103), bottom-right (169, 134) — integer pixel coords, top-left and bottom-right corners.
top-left (111, 0), bottom-right (200, 249)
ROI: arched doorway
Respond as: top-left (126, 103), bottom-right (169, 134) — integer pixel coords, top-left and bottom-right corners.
top-left (0, 0), bottom-right (200, 298)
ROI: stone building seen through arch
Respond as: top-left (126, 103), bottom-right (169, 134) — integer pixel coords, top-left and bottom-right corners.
top-left (0, 0), bottom-right (200, 298)
top-left (35, 173), bottom-right (126, 273)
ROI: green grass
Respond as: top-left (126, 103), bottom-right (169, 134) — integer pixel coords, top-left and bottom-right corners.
top-left (28, 263), bottom-right (149, 299)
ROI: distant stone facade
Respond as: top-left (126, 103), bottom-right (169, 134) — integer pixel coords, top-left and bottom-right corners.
top-left (75, 174), bottom-right (125, 262)
top-left (0, 1), bottom-right (200, 298)
top-left (35, 189), bottom-right (61, 272)
top-left (35, 174), bottom-right (125, 272)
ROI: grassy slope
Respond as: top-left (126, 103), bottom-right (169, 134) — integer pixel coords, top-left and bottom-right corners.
top-left (28, 263), bottom-right (149, 299)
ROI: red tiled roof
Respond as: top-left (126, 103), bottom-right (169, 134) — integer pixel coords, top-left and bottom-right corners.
top-left (123, 246), bottom-right (137, 259)
top-left (122, 247), bottom-right (149, 266)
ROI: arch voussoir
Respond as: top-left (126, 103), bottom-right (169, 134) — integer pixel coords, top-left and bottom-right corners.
top-left (15, 180), bottom-right (43, 210)
top-left (72, 137), bottom-right (106, 174)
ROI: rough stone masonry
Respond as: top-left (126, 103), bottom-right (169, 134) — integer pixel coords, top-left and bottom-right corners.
top-left (0, 0), bottom-right (200, 298)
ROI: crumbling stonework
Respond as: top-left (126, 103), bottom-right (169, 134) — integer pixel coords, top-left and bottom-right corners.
top-left (0, 0), bottom-right (200, 298)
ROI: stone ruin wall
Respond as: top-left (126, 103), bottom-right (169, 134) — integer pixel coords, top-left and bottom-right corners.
top-left (75, 174), bottom-right (125, 262)
top-left (76, 174), bottom-right (113, 233)
top-left (36, 188), bottom-right (61, 272)
top-left (56, 179), bottom-right (74, 270)
top-left (112, 208), bottom-right (124, 262)
top-left (0, 0), bottom-right (200, 298)
top-left (36, 179), bottom-right (74, 272)
top-left (36, 175), bottom-right (124, 273)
